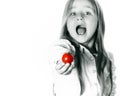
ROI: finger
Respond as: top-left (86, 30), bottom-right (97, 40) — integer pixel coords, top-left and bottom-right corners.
top-left (71, 60), bottom-right (75, 68)
top-left (56, 60), bottom-right (61, 65)
top-left (55, 61), bottom-right (64, 70)
top-left (63, 64), bottom-right (73, 75)
top-left (58, 63), bottom-right (71, 74)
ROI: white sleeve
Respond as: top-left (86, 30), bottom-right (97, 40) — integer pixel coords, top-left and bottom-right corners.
top-left (48, 39), bottom-right (75, 66)
top-left (52, 39), bottom-right (75, 55)
top-left (48, 39), bottom-right (81, 96)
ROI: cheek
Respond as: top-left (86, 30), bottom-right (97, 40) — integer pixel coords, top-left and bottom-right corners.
top-left (66, 20), bottom-right (70, 31)
top-left (67, 19), bottom-right (75, 32)
top-left (87, 18), bottom-right (98, 32)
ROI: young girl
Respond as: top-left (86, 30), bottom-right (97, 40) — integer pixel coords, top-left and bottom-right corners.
top-left (49, 0), bottom-right (115, 96)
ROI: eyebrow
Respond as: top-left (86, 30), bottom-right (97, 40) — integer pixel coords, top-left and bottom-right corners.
top-left (85, 5), bottom-right (95, 11)
top-left (71, 5), bottom-right (96, 12)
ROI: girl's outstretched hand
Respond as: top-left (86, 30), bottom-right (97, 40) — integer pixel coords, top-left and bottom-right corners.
top-left (55, 60), bottom-right (75, 75)
top-left (49, 39), bottom-right (76, 75)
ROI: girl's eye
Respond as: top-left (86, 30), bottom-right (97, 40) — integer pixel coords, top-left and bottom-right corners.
top-left (70, 12), bottom-right (76, 16)
top-left (85, 11), bottom-right (92, 15)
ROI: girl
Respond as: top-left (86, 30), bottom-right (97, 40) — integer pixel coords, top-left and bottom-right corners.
top-left (49, 0), bottom-right (115, 96)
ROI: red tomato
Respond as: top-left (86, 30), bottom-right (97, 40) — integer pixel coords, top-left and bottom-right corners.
top-left (62, 53), bottom-right (74, 64)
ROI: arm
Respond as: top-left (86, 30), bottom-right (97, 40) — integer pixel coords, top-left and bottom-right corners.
top-left (49, 39), bottom-right (81, 96)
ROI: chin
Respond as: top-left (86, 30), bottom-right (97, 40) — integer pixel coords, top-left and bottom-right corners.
top-left (75, 38), bottom-right (87, 44)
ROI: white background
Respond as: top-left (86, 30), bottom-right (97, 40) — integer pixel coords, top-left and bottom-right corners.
top-left (0, 0), bottom-right (120, 96)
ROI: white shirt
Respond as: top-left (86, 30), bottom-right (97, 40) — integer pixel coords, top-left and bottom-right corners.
top-left (79, 45), bottom-right (102, 96)
top-left (49, 39), bottom-right (115, 96)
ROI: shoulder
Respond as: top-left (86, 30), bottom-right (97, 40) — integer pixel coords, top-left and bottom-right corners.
top-left (107, 52), bottom-right (114, 63)
top-left (103, 52), bottom-right (115, 79)
top-left (107, 52), bottom-right (116, 73)
top-left (104, 52), bottom-right (116, 76)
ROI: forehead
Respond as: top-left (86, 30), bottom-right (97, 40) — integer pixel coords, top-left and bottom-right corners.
top-left (72, 0), bottom-right (95, 10)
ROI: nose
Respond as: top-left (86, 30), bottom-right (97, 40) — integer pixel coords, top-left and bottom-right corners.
top-left (76, 14), bottom-right (84, 21)
top-left (77, 17), bottom-right (82, 21)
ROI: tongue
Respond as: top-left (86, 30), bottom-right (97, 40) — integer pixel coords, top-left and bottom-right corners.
top-left (76, 27), bottom-right (86, 35)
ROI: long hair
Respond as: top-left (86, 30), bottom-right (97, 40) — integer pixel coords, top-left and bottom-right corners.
top-left (60, 0), bottom-right (113, 95)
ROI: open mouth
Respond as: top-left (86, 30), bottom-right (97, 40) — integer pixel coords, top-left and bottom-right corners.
top-left (76, 25), bottom-right (86, 35)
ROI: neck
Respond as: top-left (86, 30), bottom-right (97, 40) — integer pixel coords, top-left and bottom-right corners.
top-left (84, 38), bottom-right (95, 49)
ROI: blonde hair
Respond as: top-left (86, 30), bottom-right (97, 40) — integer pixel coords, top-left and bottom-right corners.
top-left (60, 0), bottom-right (113, 95)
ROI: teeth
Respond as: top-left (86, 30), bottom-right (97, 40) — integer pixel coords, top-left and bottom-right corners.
top-left (76, 26), bottom-right (86, 35)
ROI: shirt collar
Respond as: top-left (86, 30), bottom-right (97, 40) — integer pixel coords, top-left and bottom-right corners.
top-left (79, 44), bottom-right (98, 60)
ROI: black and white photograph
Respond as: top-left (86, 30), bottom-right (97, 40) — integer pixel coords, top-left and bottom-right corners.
top-left (0, 0), bottom-right (119, 96)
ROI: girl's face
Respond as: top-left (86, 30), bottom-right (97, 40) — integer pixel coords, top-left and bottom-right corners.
top-left (67, 0), bottom-right (98, 47)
